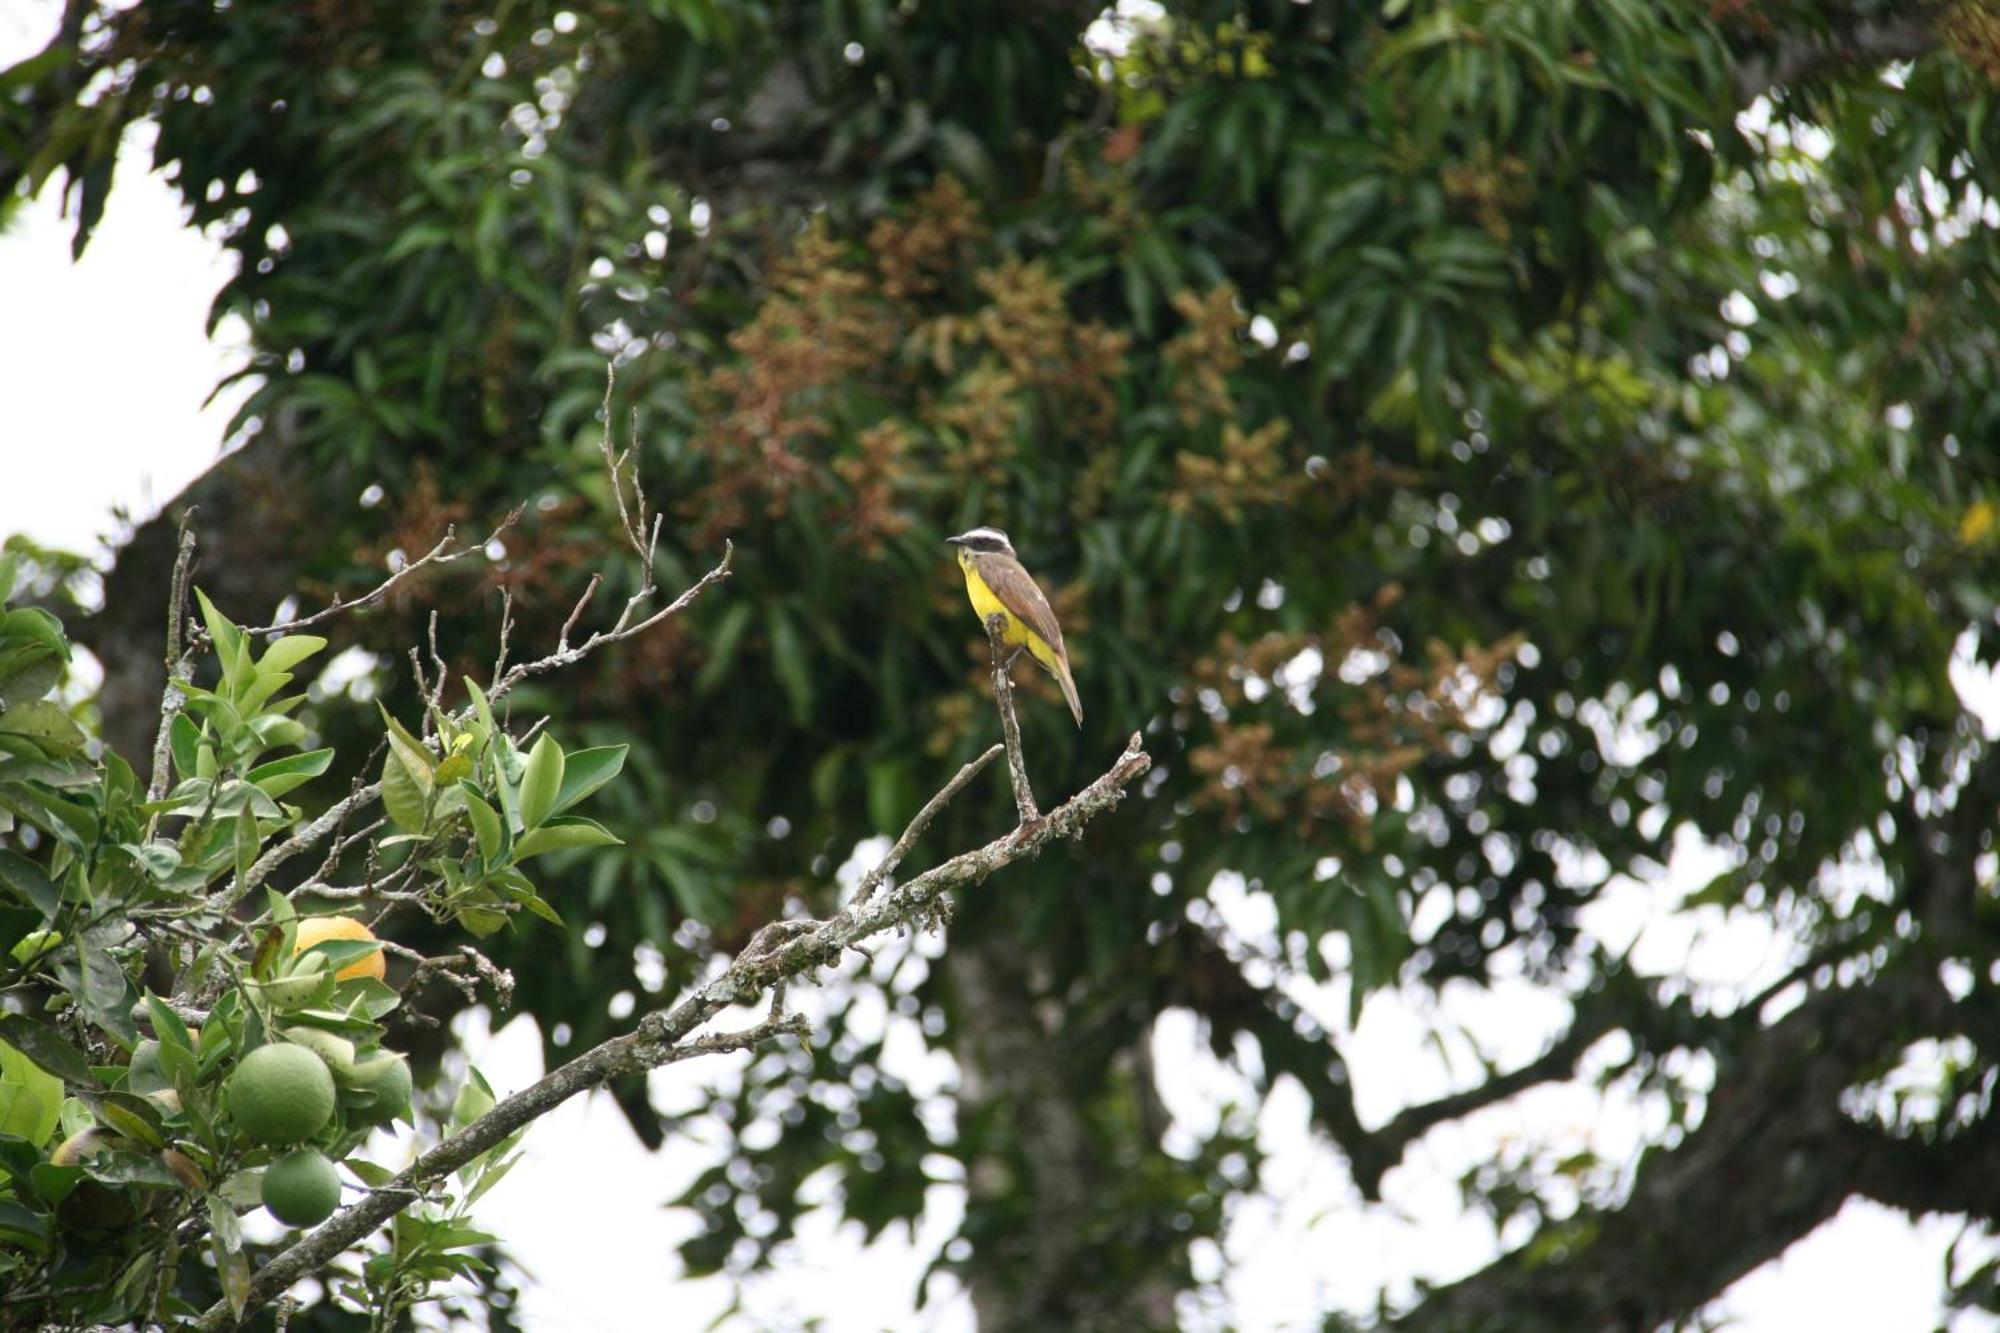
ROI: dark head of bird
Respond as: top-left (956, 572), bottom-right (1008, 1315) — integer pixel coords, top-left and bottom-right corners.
top-left (945, 527), bottom-right (1014, 556)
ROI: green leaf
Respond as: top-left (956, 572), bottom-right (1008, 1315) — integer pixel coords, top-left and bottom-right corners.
top-left (337, 977), bottom-right (402, 1019)
top-left (518, 732), bottom-right (564, 830)
top-left (694, 602), bottom-right (755, 696)
top-left (767, 609), bottom-right (814, 724)
top-left (80, 1148), bottom-right (185, 1189)
top-left (550, 744), bottom-right (627, 816)
top-left (71, 934), bottom-right (137, 1045)
top-left (381, 747), bottom-right (431, 833)
top-left (144, 993), bottom-right (194, 1054)
top-left (194, 587), bottom-right (249, 684)
top-left (0, 849), bottom-right (59, 918)
top-left (0, 1198), bottom-right (49, 1251)
top-left (0, 1015), bottom-right (95, 1086)
top-left (345, 1157), bottom-right (395, 1188)
top-left (379, 705), bottom-right (436, 779)
top-left (169, 712), bottom-right (202, 780)
top-left (118, 841), bottom-right (183, 881)
top-left (0, 654), bottom-right (60, 711)
top-left (0, 702), bottom-right (86, 757)
top-left (0, 1036), bottom-right (63, 1147)
top-left (216, 1231), bottom-right (252, 1316)
top-left (257, 634), bottom-right (328, 675)
top-left (93, 1091), bottom-right (166, 1150)
top-left (247, 747), bottom-right (335, 799)
top-left (457, 905), bottom-right (509, 937)
top-left (465, 677), bottom-right (498, 737)
top-left (461, 784), bottom-right (505, 865)
top-left (510, 816), bottom-right (622, 861)
top-left (0, 607), bottom-right (68, 662)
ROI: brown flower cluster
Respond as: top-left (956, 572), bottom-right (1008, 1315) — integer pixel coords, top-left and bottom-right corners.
top-left (973, 256), bottom-right (1130, 438)
top-left (1943, 2), bottom-right (2000, 84)
top-left (1186, 584), bottom-right (1521, 837)
top-left (1441, 144), bottom-right (1532, 241)
top-left (870, 176), bottom-right (987, 301)
top-left (1170, 420), bottom-right (1302, 520)
top-left (931, 363), bottom-right (1027, 482)
top-left (1163, 285), bottom-right (1243, 426)
top-left (832, 419), bottom-right (917, 556)
top-left (679, 178), bottom-right (1134, 546)
top-left (684, 221), bottom-right (898, 542)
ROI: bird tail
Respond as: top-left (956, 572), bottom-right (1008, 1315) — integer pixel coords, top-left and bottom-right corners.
top-left (1055, 658), bottom-right (1083, 729)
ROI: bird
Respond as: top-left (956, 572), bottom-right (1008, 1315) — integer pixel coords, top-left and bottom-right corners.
top-left (945, 526), bottom-right (1083, 728)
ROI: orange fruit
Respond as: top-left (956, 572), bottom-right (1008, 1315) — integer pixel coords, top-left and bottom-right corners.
top-left (292, 916), bottom-right (386, 983)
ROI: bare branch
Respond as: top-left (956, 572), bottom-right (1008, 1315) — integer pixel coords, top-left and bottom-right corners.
top-left (489, 541), bottom-right (733, 702)
top-left (556, 573), bottom-right (602, 654)
top-left (984, 614), bottom-right (1039, 823)
top-left (597, 365), bottom-right (651, 562)
top-left (854, 743), bottom-right (1003, 905)
top-left (195, 731), bottom-right (1152, 1331)
top-left (490, 587), bottom-right (516, 686)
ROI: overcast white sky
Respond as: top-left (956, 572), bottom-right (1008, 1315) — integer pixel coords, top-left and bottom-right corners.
top-left (4, 10), bottom-right (1998, 1330)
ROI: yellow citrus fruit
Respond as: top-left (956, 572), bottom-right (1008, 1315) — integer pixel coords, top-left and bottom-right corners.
top-left (261, 1148), bottom-right (341, 1227)
top-left (226, 1043), bottom-right (336, 1145)
top-left (292, 916), bottom-right (386, 983)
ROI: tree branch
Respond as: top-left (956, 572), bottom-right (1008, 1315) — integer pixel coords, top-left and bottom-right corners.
top-left (853, 742), bottom-right (1003, 905)
top-left (1732, 10), bottom-right (1941, 106)
top-left (984, 613), bottom-right (1039, 823)
top-left (195, 731), bottom-right (1152, 1330)
top-left (1393, 966), bottom-right (1963, 1332)
top-left (144, 512), bottom-right (200, 808)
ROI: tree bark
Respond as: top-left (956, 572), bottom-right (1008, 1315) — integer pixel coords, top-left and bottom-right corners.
top-left (1396, 966), bottom-right (1980, 1332)
top-left (82, 433), bottom-right (317, 764)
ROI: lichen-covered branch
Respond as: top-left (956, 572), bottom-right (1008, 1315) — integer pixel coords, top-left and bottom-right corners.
top-left (195, 731), bottom-right (1152, 1330)
top-left (144, 513), bottom-right (200, 808)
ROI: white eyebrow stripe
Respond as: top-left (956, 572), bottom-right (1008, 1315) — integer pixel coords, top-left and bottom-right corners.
top-left (960, 527), bottom-right (1010, 545)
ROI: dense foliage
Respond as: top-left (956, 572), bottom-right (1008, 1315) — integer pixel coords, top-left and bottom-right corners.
top-left (0, 546), bottom-right (630, 1325)
top-left (8, 0), bottom-right (2000, 1327)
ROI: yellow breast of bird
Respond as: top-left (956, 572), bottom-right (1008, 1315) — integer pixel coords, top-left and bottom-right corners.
top-left (960, 558), bottom-right (1037, 651)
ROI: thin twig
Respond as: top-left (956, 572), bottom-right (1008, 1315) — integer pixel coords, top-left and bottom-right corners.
top-left (984, 614), bottom-right (1039, 824)
top-left (599, 366), bottom-right (649, 560)
top-left (238, 510), bottom-right (522, 638)
top-left (854, 743), bottom-right (1003, 904)
top-left (489, 543), bottom-right (732, 701)
top-left (556, 573), bottom-right (602, 653)
top-left (490, 587), bottom-right (516, 685)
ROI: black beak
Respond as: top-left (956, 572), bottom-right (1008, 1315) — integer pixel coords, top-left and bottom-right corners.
top-left (944, 534), bottom-right (968, 546)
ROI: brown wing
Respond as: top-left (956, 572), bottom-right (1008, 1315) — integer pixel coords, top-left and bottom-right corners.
top-left (978, 553), bottom-right (1067, 656)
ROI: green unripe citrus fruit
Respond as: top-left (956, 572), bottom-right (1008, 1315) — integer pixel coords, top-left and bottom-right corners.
top-left (347, 1053), bottom-right (413, 1126)
top-left (261, 1148), bottom-right (341, 1227)
top-left (226, 1043), bottom-right (336, 1145)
